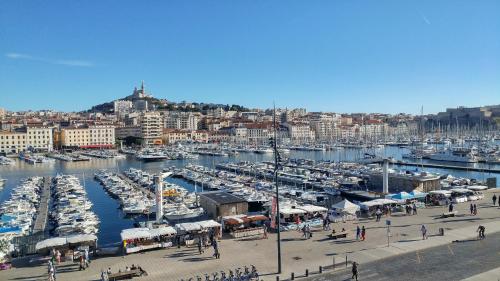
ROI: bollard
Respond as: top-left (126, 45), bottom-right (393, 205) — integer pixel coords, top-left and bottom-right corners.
top-left (291, 272), bottom-right (295, 280)
top-left (305, 269), bottom-right (309, 277)
top-left (276, 276), bottom-right (280, 281)
top-left (319, 266), bottom-right (323, 273)
top-left (345, 256), bottom-right (348, 267)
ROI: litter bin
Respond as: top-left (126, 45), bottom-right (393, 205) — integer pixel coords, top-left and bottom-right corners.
top-left (439, 228), bottom-right (444, 236)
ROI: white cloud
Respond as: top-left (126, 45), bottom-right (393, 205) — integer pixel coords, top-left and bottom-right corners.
top-left (5, 52), bottom-right (94, 67)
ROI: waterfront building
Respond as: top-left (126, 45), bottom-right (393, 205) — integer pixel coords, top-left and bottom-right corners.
top-left (245, 122), bottom-right (273, 145)
top-left (115, 125), bottom-right (142, 140)
top-left (60, 125), bottom-right (115, 149)
top-left (283, 122), bottom-right (316, 144)
top-left (367, 171), bottom-right (441, 193)
top-left (26, 126), bottom-right (54, 152)
top-left (0, 108), bottom-right (5, 119)
top-left (140, 111), bottom-right (163, 146)
top-left (162, 129), bottom-right (209, 144)
top-left (0, 130), bottom-right (26, 153)
top-left (199, 191), bottom-right (248, 220)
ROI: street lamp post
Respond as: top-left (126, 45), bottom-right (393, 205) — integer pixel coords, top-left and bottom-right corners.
top-left (272, 105), bottom-right (282, 274)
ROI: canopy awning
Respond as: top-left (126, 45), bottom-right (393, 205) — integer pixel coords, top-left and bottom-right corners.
top-left (121, 227), bottom-right (176, 241)
top-left (66, 234), bottom-right (97, 245)
top-left (467, 185), bottom-right (488, 191)
top-left (197, 220), bottom-right (221, 229)
top-left (331, 199), bottom-right (360, 214)
top-left (390, 192), bottom-right (413, 200)
top-left (35, 237), bottom-right (68, 251)
top-left (280, 208), bottom-right (307, 215)
top-left (297, 205), bottom-right (328, 214)
top-left (360, 199), bottom-right (398, 209)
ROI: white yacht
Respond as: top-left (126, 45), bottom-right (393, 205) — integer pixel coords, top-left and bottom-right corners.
top-left (428, 149), bottom-right (477, 163)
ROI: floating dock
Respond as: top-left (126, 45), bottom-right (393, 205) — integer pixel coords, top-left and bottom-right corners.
top-left (33, 176), bottom-right (51, 234)
top-left (390, 161), bottom-right (500, 174)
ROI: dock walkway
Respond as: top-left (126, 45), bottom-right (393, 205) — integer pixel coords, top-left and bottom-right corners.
top-left (391, 161), bottom-right (500, 173)
top-left (32, 176), bottom-right (51, 234)
top-left (118, 173), bottom-right (155, 197)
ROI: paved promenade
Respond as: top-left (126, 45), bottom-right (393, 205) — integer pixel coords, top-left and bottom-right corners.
top-left (2, 190), bottom-right (500, 281)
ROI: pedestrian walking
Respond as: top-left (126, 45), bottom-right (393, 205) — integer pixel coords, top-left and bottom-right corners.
top-left (493, 194), bottom-right (497, 206)
top-left (421, 224), bottom-right (427, 240)
top-left (79, 255), bottom-right (85, 271)
top-left (449, 202), bottom-right (454, 213)
top-left (351, 261), bottom-right (358, 281)
top-left (412, 203), bottom-right (417, 215)
top-left (48, 266), bottom-right (55, 281)
top-left (263, 223), bottom-right (268, 239)
top-left (477, 225), bottom-right (486, 240)
top-left (375, 208), bottom-right (382, 222)
top-left (470, 203), bottom-right (474, 215)
top-left (55, 249), bottom-right (61, 264)
top-left (361, 226), bottom-right (366, 241)
top-left (212, 240), bottom-right (220, 259)
top-left (197, 238), bottom-right (203, 255)
top-left (473, 204), bottom-right (478, 216)
top-left (356, 226), bottom-right (361, 241)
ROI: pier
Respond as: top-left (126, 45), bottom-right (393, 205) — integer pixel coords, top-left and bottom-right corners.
top-left (33, 176), bottom-right (51, 234)
top-left (118, 173), bottom-right (155, 197)
top-left (390, 161), bottom-right (500, 174)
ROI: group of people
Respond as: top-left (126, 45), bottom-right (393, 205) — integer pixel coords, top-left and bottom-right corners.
top-left (405, 203), bottom-right (418, 216)
top-left (356, 225), bottom-right (366, 241)
top-left (100, 264), bottom-right (146, 281)
top-left (301, 224), bottom-right (313, 239)
top-left (469, 203), bottom-right (478, 216)
top-left (78, 248), bottom-right (90, 271)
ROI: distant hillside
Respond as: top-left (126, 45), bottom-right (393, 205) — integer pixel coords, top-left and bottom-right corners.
top-left (87, 96), bottom-right (249, 113)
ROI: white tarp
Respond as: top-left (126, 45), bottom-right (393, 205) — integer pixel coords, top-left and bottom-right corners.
top-left (148, 226), bottom-right (176, 237)
top-left (121, 227), bottom-right (177, 241)
top-left (66, 234), bottom-right (97, 244)
top-left (331, 199), bottom-right (360, 214)
top-left (297, 205), bottom-right (328, 214)
top-left (197, 220), bottom-right (221, 229)
top-left (279, 208), bottom-right (307, 216)
top-left (360, 199), bottom-right (398, 209)
top-left (35, 237), bottom-right (68, 251)
top-left (175, 222), bottom-right (202, 232)
top-left (429, 190), bottom-right (452, 196)
top-left (121, 228), bottom-right (151, 241)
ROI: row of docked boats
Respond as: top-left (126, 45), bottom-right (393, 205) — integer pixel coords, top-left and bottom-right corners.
top-left (19, 153), bottom-right (55, 164)
top-left (50, 175), bottom-right (99, 236)
top-left (94, 170), bottom-right (155, 215)
top-left (135, 147), bottom-right (198, 161)
top-left (0, 156), bottom-right (15, 165)
top-left (0, 177), bottom-right (44, 236)
top-left (122, 168), bottom-right (205, 221)
top-left (47, 152), bottom-right (91, 162)
top-left (80, 149), bottom-right (126, 159)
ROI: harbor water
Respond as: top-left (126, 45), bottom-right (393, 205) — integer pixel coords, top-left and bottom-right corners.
top-left (1, 147), bottom-right (499, 245)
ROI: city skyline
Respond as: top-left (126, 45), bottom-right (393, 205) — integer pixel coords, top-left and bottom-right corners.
top-left (1, 1), bottom-right (499, 113)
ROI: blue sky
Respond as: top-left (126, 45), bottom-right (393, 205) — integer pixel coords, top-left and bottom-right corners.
top-left (0, 1), bottom-right (499, 114)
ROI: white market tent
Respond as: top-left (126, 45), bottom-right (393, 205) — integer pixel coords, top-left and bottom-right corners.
top-left (197, 220), bottom-right (221, 229)
top-left (331, 199), bottom-right (360, 215)
top-left (121, 227), bottom-right (177, 241)
top-left (279, 208), bottom-right (307, 216)
top-left (175, 220), bottom-right (222, 233)
top-left (35, 237), bottom-right (68, 251)
top-left (297, 205), bottom-right (328, 214)
top-left (359, 199), bottom-right (398, 210)
top-left (429, 190), bottom-right (452, 196)
top-left (35, 234), bottom-right (98, 251)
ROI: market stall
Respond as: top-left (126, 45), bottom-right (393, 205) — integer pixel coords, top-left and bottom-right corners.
top-left (222, 215), bottom-right (267, 238)
top-left (329, 199), bottom-right (360, 222)
top-left (175, 220), bottom-right (222, 246)
top-left (121, 226), bottom-right (176, 254)
top-left (359, 198), bottom-right (399, 217)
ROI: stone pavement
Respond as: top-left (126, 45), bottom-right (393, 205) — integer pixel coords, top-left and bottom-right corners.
top-left (2, 190), bottom-right (500, 281)
top-left (461, 267), bottom-right (500, 281)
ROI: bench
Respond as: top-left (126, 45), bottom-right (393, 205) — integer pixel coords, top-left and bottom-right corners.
top-left (329, 232), bottom-right (348, 240)
top-left (108, 269), bottom-right (144, 281)
top-left (441, 211), bottom-right (458, 218)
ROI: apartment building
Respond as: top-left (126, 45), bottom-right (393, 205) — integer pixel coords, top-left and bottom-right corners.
top-left (60, 125), bottom-right (115, 148)
top-left (283, 122), bottom-right (315, 144)
top-left (164, 112), bottom-right (199, 131)
top-left (0, 131), bottom-right (26, 153)
top-left (26, 126), bottom-right (54, 152)
top-left (140, 112), bottom-right (163, 146)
